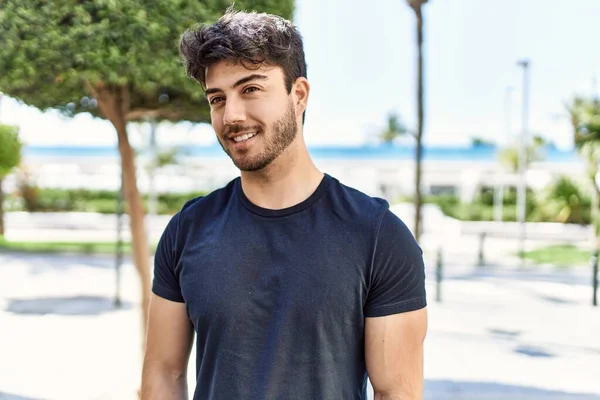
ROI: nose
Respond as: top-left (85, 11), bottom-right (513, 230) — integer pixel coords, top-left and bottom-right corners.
top-left (222, 98), bottom-right (246, 127)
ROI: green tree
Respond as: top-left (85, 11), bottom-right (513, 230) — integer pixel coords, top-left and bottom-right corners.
top-left (406, 0), bottom-right (429, 241)
top-left (0, 123), bottom-right (22, 236)
top-left (380, 112), bottom-right (408, 143)
top-left (0, 1), bottom-right (294, 339)
top-left (471, 137), bottom-right (493, 146)
top-left (544, 175), bottom-right (589, 224)
top-left (497, 135), bottom-right (546, 173)
top-left (567, 96), bottom-right (600, 239)
top-left (498, 144), bottom-right (540, 173)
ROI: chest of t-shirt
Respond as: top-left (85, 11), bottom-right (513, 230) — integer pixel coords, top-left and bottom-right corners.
top-left (176, 212), bottom-right (371, 344)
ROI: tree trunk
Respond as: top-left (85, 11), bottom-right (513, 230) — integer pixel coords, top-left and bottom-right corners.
top-left (90, 83), bottom-right (151, 349)
top-left (0, 176), bottom-right (5, 236)
top-left (115, 114), bottom-right (152, 347)
top-left (413, 5), bottom-right (425, 242)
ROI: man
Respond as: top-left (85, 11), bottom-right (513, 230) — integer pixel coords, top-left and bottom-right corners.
top-left (141, 8), bottom-right (427, 400)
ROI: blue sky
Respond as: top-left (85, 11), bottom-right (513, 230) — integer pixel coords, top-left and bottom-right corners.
top-left (1, 0), bottom-right (599, 149)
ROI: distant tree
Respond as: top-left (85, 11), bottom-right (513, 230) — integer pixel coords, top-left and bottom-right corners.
top-left (405, 0), bottom-right (429, 242)
top-left (0, 0), bottom-right (294, 343)
top-left (544, 175), bottom-right (588, 224)
top-left (471, 137), bottom-right (494, 146)
top-left (532, 135), bottom-right (551, 147)
top-left (566, 96), bottom-right (600, 239)
top-left (498, 135), bottom-right (545, 173)
top-left (380, 112), bottom-right (408, 143)
top-left (0, 123), bottom-right (22, 236)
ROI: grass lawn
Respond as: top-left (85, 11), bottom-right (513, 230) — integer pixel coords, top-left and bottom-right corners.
top-left (0, 237), bottom-right (158, 255)
top-left (520, 244), bottom-right (592, 266)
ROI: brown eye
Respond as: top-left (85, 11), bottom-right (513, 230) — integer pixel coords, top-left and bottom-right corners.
top-left (243, 87), bottom-right (259, 94)
top-left (209, 96), bottom-right (224, 105)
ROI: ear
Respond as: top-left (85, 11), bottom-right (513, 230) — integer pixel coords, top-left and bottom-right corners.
top-left (292, 77), bottom-right (310, 117)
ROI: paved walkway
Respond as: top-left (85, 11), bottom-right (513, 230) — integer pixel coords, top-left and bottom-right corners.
top-left (0, 252), bottom-right (599, 400)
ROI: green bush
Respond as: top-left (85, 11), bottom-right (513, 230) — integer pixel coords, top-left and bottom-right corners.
top-left (439, 202), bottom-right (519, 222)
top-left (82, 198), bottom-right (119, 214)
top-left (438, 200), bottom-right (592, 223)
top-left (396, 194), bottom-right (460, 207)
top-left (433, 176), bottom-right (594, 224)
top-left (157, 192), bottom-right (205, 213)
top-left (541, 176), bottom-right (591, 225)
top-left (11, 187), bottom-right (208, 214)
top-left (477, 186), bottom-right (537, 208)
top-left (430, 194), bottom-right (459, 207)
top-left (8, 175), bottom-right (595, 225)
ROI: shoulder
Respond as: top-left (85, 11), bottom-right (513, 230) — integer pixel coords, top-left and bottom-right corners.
top-left (325, 174), bottom-right (391, 226)
top-left (325, 174), bottom-right (418, 250)
top-left (177, 178), bottom-right (237, 222)
top-left (377, 207), bottom-right (422, 260)
top-left (161, 178), bottom-right (238, 238)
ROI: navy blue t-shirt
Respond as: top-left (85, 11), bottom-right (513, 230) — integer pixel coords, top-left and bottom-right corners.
top-left (152, 174), bottom-right (427, 400)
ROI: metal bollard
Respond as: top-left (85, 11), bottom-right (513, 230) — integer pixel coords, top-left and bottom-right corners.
top-left (478, 232), bottom-right (486, 267)
top-left (436, 247), bottom-right (443, 303)
top-left (593, 249), bottom-right (599, 307)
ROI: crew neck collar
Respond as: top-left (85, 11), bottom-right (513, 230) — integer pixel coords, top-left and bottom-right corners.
top-left (236, 174), bottom-right (331, 218)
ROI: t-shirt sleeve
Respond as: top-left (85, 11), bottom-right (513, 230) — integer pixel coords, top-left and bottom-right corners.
top-left (152, 212), bottom-right (185, 303)
top-left (364, 209), bottom-right (427, 317)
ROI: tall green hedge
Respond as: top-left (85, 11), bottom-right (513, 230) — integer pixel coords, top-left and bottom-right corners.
top-left (6, 187), bottom-right (207, 214)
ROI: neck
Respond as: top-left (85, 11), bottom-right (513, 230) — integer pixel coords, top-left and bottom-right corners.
top-left (239, 137), bottom-right (323, 210)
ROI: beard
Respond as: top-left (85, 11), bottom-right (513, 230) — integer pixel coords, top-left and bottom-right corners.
top-left (218, 100), bottom-right (299, 172)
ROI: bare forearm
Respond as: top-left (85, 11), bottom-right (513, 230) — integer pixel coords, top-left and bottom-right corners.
top-left (374, 392), bottom-right (420, 400)
top-left (373, 379), bottom-right (423, 400)
top-left (140, 367), bottom-right (188, 400)
top-left (374, 394), bottom-right (399, 400)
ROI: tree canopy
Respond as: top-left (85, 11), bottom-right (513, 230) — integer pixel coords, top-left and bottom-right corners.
top-left (497, 135), bottom-right (546, 173)
top-left (0, 0), bottom-right (295, 344)
top-left (380, 112), bottom-right (408, 143)
top-left (471, 137), bottom-right (494, 147)
top-left (0, 0), bottom-right (295, 123)
top-left (568, 96), bottom-right (600, 148)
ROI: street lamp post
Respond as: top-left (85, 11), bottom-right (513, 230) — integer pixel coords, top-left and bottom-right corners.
top-left (147, 118), bottom-right (158, 241)
top-left (517, 60), bottom-right (530, 265)
top-left (494, 86), bottom-right (515, 222)
top-left (505, 86), bottom-right (514, 146)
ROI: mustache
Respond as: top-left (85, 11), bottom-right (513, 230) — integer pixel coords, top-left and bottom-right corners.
top-left (225, 124), bottom-right (262, 138)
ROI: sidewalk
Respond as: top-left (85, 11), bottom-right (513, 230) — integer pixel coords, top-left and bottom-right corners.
top-left (0, 252), bottom-right (599, 400)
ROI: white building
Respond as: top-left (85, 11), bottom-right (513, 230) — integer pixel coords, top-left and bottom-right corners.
top-left (4, 143), bottom-right (586, 202)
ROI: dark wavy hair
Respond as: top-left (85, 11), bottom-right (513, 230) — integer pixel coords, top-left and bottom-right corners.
top-left (179, 8), bottom-right (307, 95)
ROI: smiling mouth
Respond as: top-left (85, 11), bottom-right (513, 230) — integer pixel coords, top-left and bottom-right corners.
top-left (230, 131), bottom-right (258, 143)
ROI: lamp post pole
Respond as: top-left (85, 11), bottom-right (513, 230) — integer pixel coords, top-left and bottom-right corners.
top-left (517, 60), bottom-right (530, 265)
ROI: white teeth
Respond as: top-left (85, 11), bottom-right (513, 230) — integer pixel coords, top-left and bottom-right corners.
top-left (233, 132), bottom-right (257, 143)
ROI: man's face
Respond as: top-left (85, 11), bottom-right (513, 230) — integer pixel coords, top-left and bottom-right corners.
top-left (204, 62), bottom-right (299, 172)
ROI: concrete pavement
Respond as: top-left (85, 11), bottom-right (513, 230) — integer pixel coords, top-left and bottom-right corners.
top-left (1, 251), bottom-right (599, 399)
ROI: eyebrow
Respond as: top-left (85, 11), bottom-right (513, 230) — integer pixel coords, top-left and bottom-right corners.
top-left (204, 74), bottom-right (269, 96)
